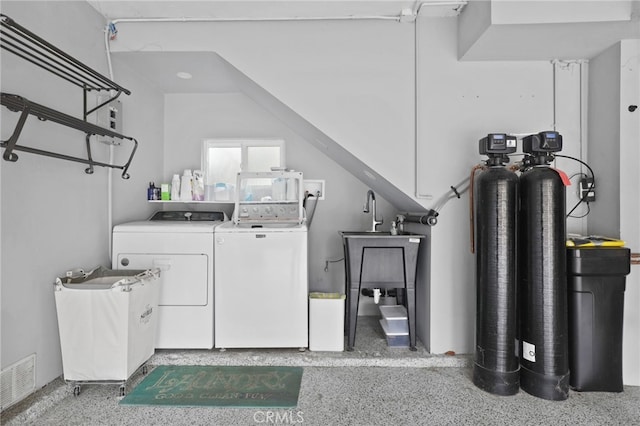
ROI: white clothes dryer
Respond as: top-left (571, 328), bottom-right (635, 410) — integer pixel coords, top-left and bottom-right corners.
top-left (112, 211), bottom-right (226, 349)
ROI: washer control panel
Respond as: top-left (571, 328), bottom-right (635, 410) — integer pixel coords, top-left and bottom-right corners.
top-left (234, 171), bottom-right (304, 224)
top-left (237, 202), bottom-right (301, 222)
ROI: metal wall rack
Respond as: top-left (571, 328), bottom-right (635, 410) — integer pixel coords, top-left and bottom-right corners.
top-left (0, 14), bottom-right (137, 179)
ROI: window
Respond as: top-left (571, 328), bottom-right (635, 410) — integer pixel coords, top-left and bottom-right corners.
top-left (201, 138), bottom-right (285, 190)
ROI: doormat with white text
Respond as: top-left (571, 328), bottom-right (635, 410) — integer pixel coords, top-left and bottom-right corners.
top-left (120, 365), bottom-right (303, 408)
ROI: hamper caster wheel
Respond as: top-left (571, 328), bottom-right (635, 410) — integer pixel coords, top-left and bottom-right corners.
top-left (73, 385), bottom-right (81, 396)
top-left (142, 365), bottom-right (148, 375)
top-left (119, 385), bottom-right (126, 396)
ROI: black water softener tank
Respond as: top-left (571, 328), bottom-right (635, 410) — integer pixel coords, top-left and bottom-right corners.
top-left (473, 134), bottom-right (520, 396)
top-left (518, 131), bottom-right (570, 401)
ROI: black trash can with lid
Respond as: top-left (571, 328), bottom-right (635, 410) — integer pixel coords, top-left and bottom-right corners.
top-left (567, 245), bottom-right (631, 392)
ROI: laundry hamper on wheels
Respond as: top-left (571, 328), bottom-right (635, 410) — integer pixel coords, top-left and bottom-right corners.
top-left (54, 266), bottom-right (161, 396)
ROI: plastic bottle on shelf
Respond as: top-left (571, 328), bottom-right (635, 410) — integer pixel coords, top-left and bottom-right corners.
top-left (193, 170), bottom-right (205, 201)
top-left (179, 169), bottom-right (193, 201)
top-left (286, 176), bottom-right (298, 201)
top-left (171, 174), bottom-right (180, 201)
top-left (160, 183), bottom-right (170, 200)
top-left (272, 177), bottom-right (286, 201)
top-left (147, 182), bottom-right (155, 200)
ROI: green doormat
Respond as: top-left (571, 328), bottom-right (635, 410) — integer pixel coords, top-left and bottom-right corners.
top-left (120, 366), bottom-right (303, 408)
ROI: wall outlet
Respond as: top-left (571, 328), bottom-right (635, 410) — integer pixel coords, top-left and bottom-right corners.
top-left (96, 96), bottom-right (122, 145)
top-left (579, 177), bottom-right (595, 202)
top-left (304, 179), bottom-right (325, 200)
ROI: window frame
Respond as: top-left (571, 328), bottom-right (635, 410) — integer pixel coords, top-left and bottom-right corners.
top-left (201, 138), bottom-right (286, 186)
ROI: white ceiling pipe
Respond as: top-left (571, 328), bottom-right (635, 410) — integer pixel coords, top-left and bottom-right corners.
top-left (110, 15), bottom-right (401, 25)
top-left (105, 1), bottom-right (467, 25)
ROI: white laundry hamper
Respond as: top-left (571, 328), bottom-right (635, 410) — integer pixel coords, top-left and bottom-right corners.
top-left (54, 266), bottom-right (161, 393)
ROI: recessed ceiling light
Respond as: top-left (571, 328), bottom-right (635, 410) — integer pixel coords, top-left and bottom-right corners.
top-left (176, 71), bottom-right (192, 80)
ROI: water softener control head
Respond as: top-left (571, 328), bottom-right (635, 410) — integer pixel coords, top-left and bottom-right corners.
top-left (522, 131), bottom-right (563, 154)
top-left (479, 133), bottom-right (517, 156)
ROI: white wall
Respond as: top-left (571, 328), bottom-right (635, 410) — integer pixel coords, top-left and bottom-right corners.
top-left (588, 40), bottom-right (640, 386)
top-left (618, 40), bottom-right (640, 387)
top-left (162, 92), bottom-right (397, 293)
top-left (1, 1), bottom-right (111, 389)
top-left (109, 60), bottom-right (166, 226)
top-left (0, 1), bottom-right (163, 390)
top-left (553, 61), bottom-right (590, 235)
top-left (109, 19), bottom-right (418, 203)
top-left (588, 44), bottom-right (622, 237)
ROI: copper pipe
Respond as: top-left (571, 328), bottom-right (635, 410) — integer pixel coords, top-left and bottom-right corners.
top-left (469, 164), bottom-right (486, 254)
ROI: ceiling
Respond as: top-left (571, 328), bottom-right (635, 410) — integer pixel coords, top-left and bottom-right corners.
top-left (98, 0), bottom-right (468, 95)
top-left (458, 0), bottom-right (640, 60)
top-left (91, 0), bottom-right (640, 64)
top-left (112, 51), bottom-right (240, 93)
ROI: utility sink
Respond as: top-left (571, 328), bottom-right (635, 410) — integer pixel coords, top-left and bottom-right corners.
top-left (340, 230), bottom-right (424, 284)
top-left (341, 231), bottom-right (389, 235)
top-left (340, 231), bottom-right (419, 237)
top-left (340, 230), bottom-right (424, 288)
top-left (340, 230), bottom-right (425, 351)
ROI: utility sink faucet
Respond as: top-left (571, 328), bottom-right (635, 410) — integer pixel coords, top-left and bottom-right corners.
top-left (363, 189), bottom-right (383, 232)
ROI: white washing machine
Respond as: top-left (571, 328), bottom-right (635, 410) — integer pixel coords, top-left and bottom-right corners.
top-left (214, 171), bottom-right (308, 349)
top-left (112, 211), bottom-right (226, 349)
top-left (214, 221), bottom-right (308, 348)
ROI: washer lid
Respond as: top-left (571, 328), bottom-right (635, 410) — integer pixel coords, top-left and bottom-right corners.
top-left (150, 211), bottom-right (226, 222)
top-left (215, 221), bottom-right (307, 233)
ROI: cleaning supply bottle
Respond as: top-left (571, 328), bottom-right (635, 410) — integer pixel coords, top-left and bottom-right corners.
top-left (161, 183), bottom-right (170, 200)
top-left (147, 182), bottom-right (156, 200)
top-left (171, 174), bottom-right (180, 200)
top-left (286, 173), bottom-right (298, 201)
top-left (179, 169), bottom-right (193, 201)
top-left (193, 170), bottom-right (205, 201)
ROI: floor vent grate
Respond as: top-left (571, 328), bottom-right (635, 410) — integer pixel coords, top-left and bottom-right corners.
top-left (1, 353), bottom-right (36, 410)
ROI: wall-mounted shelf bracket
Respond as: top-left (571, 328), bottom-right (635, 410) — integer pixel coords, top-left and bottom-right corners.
top-left (0, 14), bottom-right (137, 179)
top-left (1, 93), bottom-right (138, 178)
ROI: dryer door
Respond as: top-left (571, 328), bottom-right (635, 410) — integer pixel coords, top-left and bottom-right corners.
top-left (116, 254), bottom-right (209, 306)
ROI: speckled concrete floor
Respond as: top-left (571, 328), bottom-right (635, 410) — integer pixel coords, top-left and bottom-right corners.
top-left (3, 318), bottom-right (639, 426)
